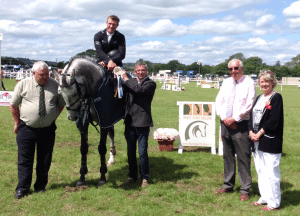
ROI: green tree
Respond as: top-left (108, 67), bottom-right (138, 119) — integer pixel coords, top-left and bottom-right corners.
top-left (243, 57), bottom-right (263, 75)
top-left (290, 65), bottom-right (300, 77)
top-left (57, 61), bottom-right (66, 69)
top-left (166, 60), bottom-right (182, 72)
top-left (144, 60), bottom-right (153, 73)
top-left (201, 65), bottom-right (213, 76)
top-left (186, 62), bottom-right (200, 73)
top-left (276, 66), bottom-right (290, 78)
top-left (153, 64), bottom-right (161, 73)
top-left (225, 53), bottom-right (246, 63)
top-left (136, 59), bottom-right (144, 64)
top-left (1, 57), bottom-right (23, 65)
top-left (212, 62), bottom-right (228, 76)
top-left (284, 54), bottom-right (300, 68)
top-left (77, 49), bottom-right (97, 59)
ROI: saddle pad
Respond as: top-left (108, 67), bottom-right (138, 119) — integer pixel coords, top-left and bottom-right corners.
top-left (93, 71), bottom-right (124, 128)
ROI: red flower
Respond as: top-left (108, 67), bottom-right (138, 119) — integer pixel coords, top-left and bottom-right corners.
top-left (266, 105), bottom-right (272, 110)
top-left (265, 100), bottom-right (272, 110)
top-left (266, 100), bottom-right (272, 110)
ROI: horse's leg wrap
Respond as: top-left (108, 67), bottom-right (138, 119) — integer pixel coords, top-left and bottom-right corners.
top-left (77, 132), bottom-right (88, 186)
top-left (108, 126), bottom-right (116, 155)
top-left (107, 126), bottom-right (116, 166)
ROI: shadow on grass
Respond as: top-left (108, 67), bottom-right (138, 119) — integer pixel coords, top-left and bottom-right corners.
top-left (281, 181), bottom-right (298, 209)
top-left (108, 155), bottom-right (197, 190)
top-left (49, 179), bottom-right (100, 191)
top-left (173, 147), bottom-right (212, 153)
top-left (49, 155), bottom-right (196, 191)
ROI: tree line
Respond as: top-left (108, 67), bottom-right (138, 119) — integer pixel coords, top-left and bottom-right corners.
top-left (2, 51), bottom-right (300, 78)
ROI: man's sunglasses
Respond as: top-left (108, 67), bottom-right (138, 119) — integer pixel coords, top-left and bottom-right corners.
top-left (228, 67), bottom-right (240, 71)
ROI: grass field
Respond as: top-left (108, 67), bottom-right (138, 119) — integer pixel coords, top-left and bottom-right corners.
top-left (0, 78), bottom-right (300, 215)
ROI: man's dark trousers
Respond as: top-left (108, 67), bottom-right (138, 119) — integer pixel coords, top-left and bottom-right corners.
top-left (125, 125), bottom-right (149, 181)
top-left (16, 121), bottom-right (56, 193)
top-left (221, 120), bottom-right (252, 195)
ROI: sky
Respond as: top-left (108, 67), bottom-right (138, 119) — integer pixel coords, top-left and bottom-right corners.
top-left (1, 0), bottom-right (300, 66)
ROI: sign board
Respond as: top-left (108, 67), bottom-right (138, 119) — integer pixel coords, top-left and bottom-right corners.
top-left (0, 91), bottom-right (13, 106)
top-left (177, 101), bottom-right (216, 154)
top-left (165, 84), bottom-right (171, 90)
top-left (172, 84), bottom-right (177, 91)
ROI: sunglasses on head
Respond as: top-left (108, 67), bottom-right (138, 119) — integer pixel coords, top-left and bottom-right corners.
top-left (228, 67), bottom-right (240, 71)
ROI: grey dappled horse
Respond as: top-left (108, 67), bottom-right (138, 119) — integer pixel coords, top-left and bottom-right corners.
top-left (54, 56), bottom-right (118, 187)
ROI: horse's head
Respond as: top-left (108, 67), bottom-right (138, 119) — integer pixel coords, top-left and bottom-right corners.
top-left (58, 56), bottom-right (105, 121)
top-left (58, 67), bottom-right (82, 121)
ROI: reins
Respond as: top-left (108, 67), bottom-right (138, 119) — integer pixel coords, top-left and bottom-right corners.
top-left (64, 73), bottom-right (101, 134)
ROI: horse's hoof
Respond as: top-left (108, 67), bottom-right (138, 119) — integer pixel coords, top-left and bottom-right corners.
top-left (76, 180), bottom-right (86, 187)
top-left (97, 179), bottom-right (106, 187)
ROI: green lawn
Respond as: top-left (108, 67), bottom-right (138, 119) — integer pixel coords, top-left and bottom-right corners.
top-left (0, 78), bottom-right (299, 215)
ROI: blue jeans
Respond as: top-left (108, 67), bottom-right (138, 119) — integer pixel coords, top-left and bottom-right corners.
top-left (124, 125), bottom-right (149, 181)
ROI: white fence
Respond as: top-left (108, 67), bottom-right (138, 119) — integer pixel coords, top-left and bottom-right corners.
top-left (3, 70), bottom-right (33, 79)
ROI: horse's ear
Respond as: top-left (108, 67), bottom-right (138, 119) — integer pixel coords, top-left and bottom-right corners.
top-left (69, 69), bottom-right (76, 84)
top-left (50, 69), bottom-right (60, 81)
top-left (60, 73), bottom-right (67, 87)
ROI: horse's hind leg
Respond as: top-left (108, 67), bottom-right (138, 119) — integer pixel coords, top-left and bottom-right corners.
top-left (107, 126), bottom-right (116, 166)
top-left (77, 132), bottom-right (89, 186)
top-left (98, 128), bottom-right (108, 186)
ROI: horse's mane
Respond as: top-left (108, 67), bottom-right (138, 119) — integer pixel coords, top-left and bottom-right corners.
top-left (66, 55), bottom-right (102, 72)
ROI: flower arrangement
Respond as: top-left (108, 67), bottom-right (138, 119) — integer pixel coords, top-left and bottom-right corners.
top-left (153, 128), bottom-right (180, 141)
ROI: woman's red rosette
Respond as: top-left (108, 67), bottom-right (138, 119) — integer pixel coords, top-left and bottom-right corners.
top-left (265, 100), bottom-right (272, 110)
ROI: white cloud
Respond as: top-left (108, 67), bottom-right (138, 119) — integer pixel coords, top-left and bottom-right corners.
top-left (256, 14), bottom-right (275, 27)
top-left (0, 0), bottom-right (258, 21)
top-left (283, 0), bottom-right (300, 17)
top-left (286, 18), bottom-right (300, 28)
top-left (0, 0), bottom-right (298, 66)
top-left (283, 1), bottom-right (300, 28)
top-left (205, 36), bottom-right (232, 44)
top-left (248, 38), bottom-right (268, 46)
top-left (190, 17), bottom-right (253, 35)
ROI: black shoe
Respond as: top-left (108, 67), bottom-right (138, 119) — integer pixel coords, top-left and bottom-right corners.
top-left (15, 190), bottom-right (28, 199)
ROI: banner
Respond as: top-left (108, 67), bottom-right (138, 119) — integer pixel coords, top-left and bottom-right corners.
top-left (0, 91), bottom-right (13, 106)
top-left (177, 101), bottom-right (216, 154)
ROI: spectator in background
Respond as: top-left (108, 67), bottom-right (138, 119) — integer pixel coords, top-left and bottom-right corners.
top-left (1, 69), bottom-right (6, 90)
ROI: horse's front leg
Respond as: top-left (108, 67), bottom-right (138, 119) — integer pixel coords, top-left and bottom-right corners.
top-left (77, 131), bottom-right (89, 186)
top-left (107, 126), bottom-right (116, 166)
top-left (98, 128), bottom-right (108, 186)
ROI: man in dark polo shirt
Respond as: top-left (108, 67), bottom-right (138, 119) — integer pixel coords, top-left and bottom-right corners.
top-left (10, 61), bottom-right (65, 199)
top-left (94, 15), bottom-right (126, 71)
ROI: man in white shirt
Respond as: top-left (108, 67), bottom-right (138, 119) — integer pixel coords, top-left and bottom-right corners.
top-left (215, 59), bottom-right (256, 201)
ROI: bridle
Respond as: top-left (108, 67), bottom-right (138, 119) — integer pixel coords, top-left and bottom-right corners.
top-left (61, 73), bottom-right (84, 112)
